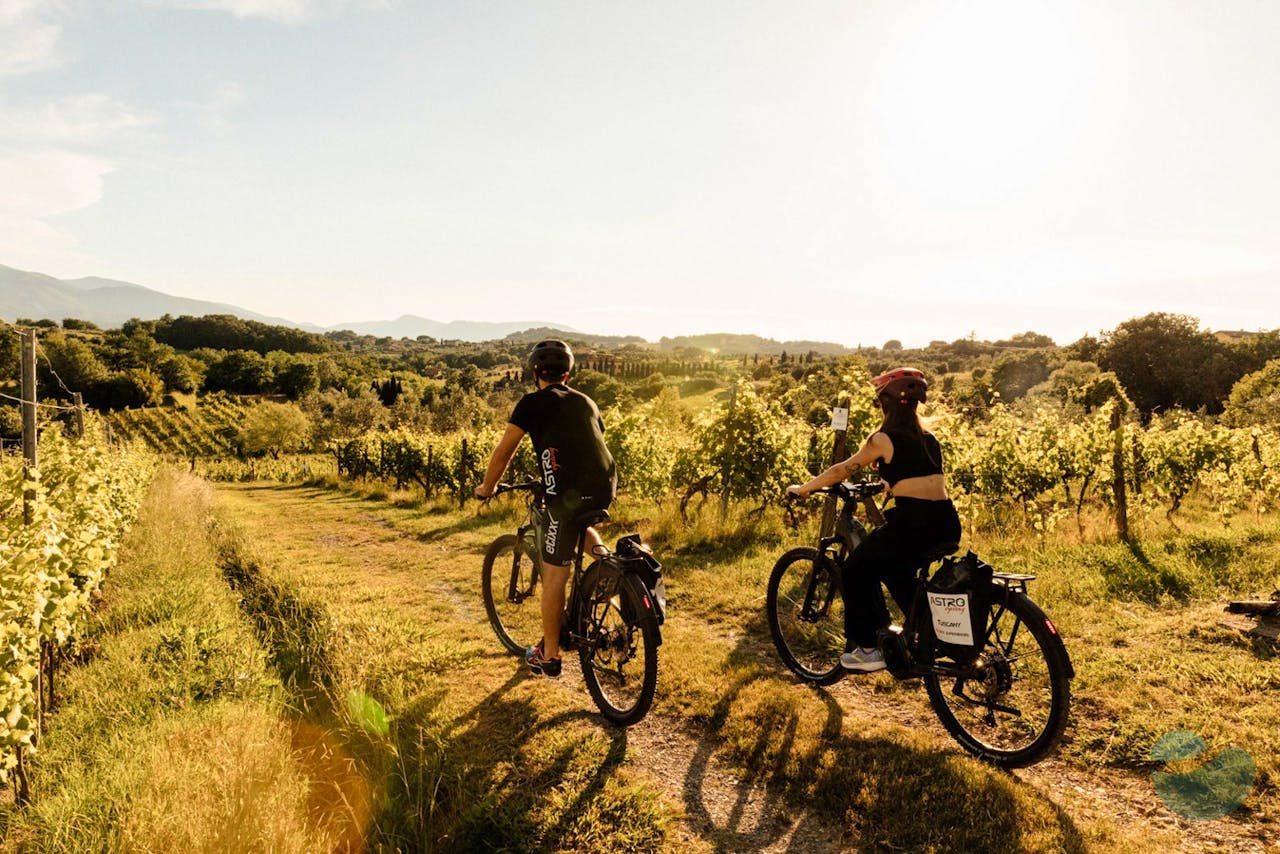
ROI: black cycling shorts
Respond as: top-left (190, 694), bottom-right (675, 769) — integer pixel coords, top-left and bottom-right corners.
top-left (537, 497), bottom-right (609, 566)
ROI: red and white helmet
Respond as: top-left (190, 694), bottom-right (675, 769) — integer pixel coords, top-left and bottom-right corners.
top-left (871, 367), bottom-right (928, 403)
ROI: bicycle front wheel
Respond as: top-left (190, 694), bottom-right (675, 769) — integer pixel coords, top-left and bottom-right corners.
top-left (924, 588), bottom-right (1071, 768)
top-left (766, 547), bottom-right (846, 686)
top-left (578, 565), bottom-right (659, 726)
top-left (482, 534), bottom-right (542, 656)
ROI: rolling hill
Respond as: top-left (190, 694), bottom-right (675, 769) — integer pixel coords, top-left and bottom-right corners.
top-left (0, 264), bottom-right (573, 342)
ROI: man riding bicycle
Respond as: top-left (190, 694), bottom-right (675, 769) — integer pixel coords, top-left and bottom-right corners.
top-left (475, 339), bottom-right (617, 678)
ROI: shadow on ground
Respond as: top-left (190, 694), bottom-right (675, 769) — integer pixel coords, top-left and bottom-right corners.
top-left (665, 611), bottom-right (1091, 853)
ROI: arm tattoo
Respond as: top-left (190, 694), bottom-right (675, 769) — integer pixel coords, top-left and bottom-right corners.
top-left (842, 460), bottom-right (860, 478)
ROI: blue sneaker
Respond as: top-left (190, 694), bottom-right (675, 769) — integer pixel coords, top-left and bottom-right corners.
top-left (840, 646), bottom-right (886, 673)
top-left (525, 644), bottom-right (562, 678)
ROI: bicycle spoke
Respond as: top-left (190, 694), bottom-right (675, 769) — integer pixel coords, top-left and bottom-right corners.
top-left (925, 589), bottom-right (1071, 767)
top-left (767, 549), bottom-right (846, 684)
top-left (579, 569), bottom-right (658, 725)
top-left (483, 535), bottom-right (542, 656)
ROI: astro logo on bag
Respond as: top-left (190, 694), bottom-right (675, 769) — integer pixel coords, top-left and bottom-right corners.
top-left (928, 592), bottom-right (974, 646)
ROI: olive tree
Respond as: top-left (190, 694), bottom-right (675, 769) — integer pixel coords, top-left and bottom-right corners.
top-left (238, 402), bottom-right (312, 459)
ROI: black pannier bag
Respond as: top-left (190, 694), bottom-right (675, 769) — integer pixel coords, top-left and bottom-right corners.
top-left (612, 534), bottom-right (667, 624)
top-left (924, 550), bottom-right (993, 663)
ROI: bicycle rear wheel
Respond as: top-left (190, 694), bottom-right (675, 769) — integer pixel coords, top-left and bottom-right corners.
top-left (482, 534), bottom-right (542, 656)
top-left (578, 565), bottom-right (659, 726)
top-left (766, 547), bottom-right (846, 686)
top-left (924, 587), bottom-right (1071, 768)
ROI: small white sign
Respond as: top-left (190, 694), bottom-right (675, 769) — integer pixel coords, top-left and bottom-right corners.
top-left (928, 592), bottom-right (975, 646)
top-left (830, 407), bottom-right (849, 431)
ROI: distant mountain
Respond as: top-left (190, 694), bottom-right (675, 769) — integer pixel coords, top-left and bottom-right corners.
top-left (0, 264), bottom-right (573, 343)
top-left (503, 326), bottom-right (648, 348)
top-left (0, 263), bottom-right (863, 352)
top-left (658, 332), bottom-right (855, 356)
top-left (0, 264), bottom-right (307, 330)
top-left (331, 315), bottom-right (577, 342)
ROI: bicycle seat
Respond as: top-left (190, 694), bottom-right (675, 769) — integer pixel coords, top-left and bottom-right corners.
top-left (573, 508), bottom-right (610, 527)
top-left (920, 542), bottom-right (960, 566)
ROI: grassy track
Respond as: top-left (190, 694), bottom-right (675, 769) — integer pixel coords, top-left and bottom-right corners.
top-left (213, 483), bottom-right (673, 852)
top-left (210, 482), bottom-right (1280, 852)
top-left (10, 472), bottom-right (1272, 851)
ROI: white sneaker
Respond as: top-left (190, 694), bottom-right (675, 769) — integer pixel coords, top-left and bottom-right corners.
top-left (840, 646), bottom-right (886, 673)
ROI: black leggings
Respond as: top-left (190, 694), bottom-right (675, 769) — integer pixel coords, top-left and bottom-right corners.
top-left (842, 497), bottom-right (962, 648)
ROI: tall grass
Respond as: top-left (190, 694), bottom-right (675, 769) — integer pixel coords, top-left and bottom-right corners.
top-left (0, 470), bottom-right (348, 853)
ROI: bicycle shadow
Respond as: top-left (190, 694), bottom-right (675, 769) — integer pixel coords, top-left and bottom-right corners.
top-left (673, 614), bottom-right (1089, 853)
top-left (678, 669), bottom-right (848, 852)
top-left (412, 497), bottom-right (549, 545)
top-left (375, 667), bottom-right (633, 853)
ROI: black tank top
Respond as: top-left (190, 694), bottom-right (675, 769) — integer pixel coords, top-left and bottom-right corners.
top-left (876, 426), bottom-right (943, 487)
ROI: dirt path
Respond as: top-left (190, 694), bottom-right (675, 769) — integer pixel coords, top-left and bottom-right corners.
top-left (216, 484), bottom-right (1275, 853)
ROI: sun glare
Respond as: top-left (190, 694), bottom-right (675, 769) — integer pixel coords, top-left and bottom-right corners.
top-left (872, 3), bottom-right (1096, 204)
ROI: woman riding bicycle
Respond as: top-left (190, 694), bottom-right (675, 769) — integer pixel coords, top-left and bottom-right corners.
top-left (785, 367), bottom-right (961, 672)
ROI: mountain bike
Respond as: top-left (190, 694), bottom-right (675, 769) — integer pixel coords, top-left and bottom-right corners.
top-left (481, 480), bottom-right (664, 725)
top-left (767, 480), bottom-right (1074, 768)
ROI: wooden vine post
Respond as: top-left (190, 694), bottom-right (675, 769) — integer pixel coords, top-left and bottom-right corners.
top-left (1110, 404), bottom-right (1129, 542)
top-left (819, 404), bottom-right (850, 538)
top-left (458, 438), bottom-right (469, 508)
top-left (20, 330), bottom-right (37, 524)
top-left (72, 391), bottom-right (86, 439)
top-left (719, 385), bottom-right (737, 523)
top-left (17, 329), bottom-right (38, 804)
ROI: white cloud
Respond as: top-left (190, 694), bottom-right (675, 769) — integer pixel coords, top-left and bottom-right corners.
top-left (0, 149), bottom-right (110, 218)
top-left (0, 1), bottom-right (64, 76)
top-left (0, 149), bottom-right (111, 272)
top-left (144, 0), bottom-right (393, 24)
top-left (0, 93), bottom-right (157, 144)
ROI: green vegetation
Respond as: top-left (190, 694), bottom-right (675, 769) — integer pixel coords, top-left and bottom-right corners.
top-left (4, 310), bottom-right (1280, 848)
top-left (0, 470), bottom-right (353, 852)
top-left (108, 393), bottom-right (248, 457)
top-left (194, 479), bottom-right (1278, 850)
top-left (0, 425), bottom-right (152, 790)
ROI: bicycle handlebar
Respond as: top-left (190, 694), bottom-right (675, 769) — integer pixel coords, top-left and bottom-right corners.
top-left (797, 480), bottom-right (885, 500)
top-left (492, 479), bottom-right (542, 497)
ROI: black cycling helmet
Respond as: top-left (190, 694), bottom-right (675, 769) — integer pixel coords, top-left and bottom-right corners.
top-left (871, 367), bottom-right (928, 404)
top-left (528, 339), bottom-right (574, 380)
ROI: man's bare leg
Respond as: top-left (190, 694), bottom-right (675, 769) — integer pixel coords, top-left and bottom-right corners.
top-left (540, 562), bottom-right (569, 658)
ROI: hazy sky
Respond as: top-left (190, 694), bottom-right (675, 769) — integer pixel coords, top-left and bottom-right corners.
top-left (2, 1), bottom-right (1278, 346)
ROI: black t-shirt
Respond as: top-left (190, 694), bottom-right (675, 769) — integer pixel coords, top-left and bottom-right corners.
top-left (509, 384), bottom-right (616, 507)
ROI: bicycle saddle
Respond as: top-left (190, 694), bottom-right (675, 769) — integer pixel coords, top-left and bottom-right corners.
top-left (573, 509), bottom-right (610, 527)
top-left (920, 542), bottom-right (960, 566)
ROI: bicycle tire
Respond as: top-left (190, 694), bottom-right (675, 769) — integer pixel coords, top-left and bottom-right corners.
top-left (766, 547), bottom-right (847, 686)
top-left (482, 534), bottom-right (542, 656)
top-left (924, 586), bottom-right (1071, 768)
top-left (578, 564), bottom-right (659, 726)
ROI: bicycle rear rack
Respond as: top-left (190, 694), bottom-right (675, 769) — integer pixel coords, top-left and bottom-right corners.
top-left (992, 572), bottom-right (1035, 594)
